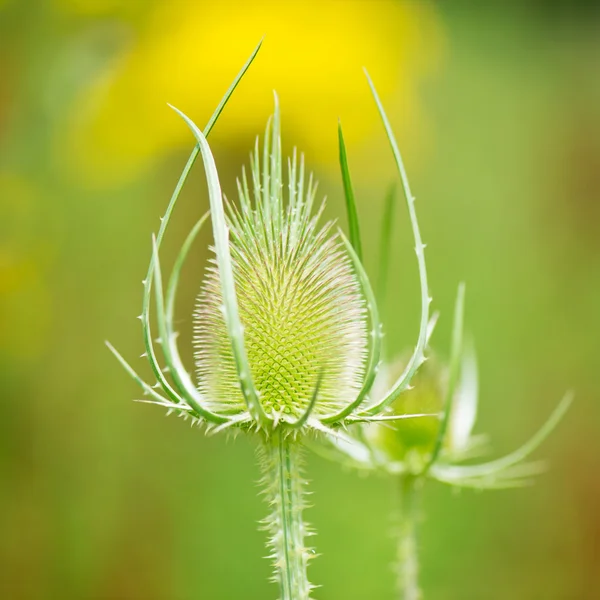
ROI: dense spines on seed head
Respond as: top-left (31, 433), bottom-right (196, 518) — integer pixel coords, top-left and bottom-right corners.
top-left (193, 120), bottom-right (368, 422)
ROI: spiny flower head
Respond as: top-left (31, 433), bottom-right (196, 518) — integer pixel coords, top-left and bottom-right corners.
top-left (107, 41), bottom-right (436, 441)
top-left (194, 122), bottom-right (368, 420)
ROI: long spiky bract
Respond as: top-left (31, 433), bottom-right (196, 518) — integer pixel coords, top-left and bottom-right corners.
top-left (361, 70), bottom-right (433, 418)
top-left (106, 48), bottom-right (437, 599)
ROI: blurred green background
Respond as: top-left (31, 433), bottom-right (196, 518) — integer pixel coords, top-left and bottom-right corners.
top-left (1, 1), bottom-right (599, 598)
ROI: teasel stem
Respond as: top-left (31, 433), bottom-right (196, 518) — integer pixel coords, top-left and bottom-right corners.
top-left (259, 431), bottom-right (313, 600)
top-left (396, 475), bottom-right (422, 600)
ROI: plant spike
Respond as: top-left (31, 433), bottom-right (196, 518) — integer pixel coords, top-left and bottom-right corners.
top-left (346, 413), bottom-right (437, 424)
top-left (362, 70), bottom-right (431, 416)
top-left (338, 120), bottom-right (363, 261)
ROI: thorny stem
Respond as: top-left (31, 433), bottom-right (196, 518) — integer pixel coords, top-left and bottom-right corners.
top-left (397, 475), bottom-right (422, 600)
top-left (260, 432), bottom-right (312, 600)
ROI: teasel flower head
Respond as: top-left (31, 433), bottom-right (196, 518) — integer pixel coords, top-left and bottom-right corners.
top-left (192, 127), bottom-right (368, 424)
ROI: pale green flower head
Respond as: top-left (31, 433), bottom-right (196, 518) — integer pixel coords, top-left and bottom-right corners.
top-left (365, 354), bottom-right (445, 469)
top-left (193, 115), bottom-right (368, 421)
top-left (106, 41), bottom-right (437, 440)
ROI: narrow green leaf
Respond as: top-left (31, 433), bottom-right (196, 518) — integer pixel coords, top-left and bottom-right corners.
top-left (168, 106), bottom-right (269, 428)
top-left (362, 70), bottom-right (431, 416)
top-left (338, 121), bottom-right (363, 261)
top-left (204, 38), bottom-right (263, 137)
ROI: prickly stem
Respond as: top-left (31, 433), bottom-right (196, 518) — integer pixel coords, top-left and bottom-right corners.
top-left (258, 432), bottom-right (313, 599)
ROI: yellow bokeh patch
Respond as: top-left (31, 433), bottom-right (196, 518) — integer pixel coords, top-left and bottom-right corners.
top-left (61, 0), bottom-right (444, 187)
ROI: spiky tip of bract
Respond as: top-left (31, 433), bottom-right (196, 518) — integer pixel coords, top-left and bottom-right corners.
top-left (193, 116), bottom-right (368, 423)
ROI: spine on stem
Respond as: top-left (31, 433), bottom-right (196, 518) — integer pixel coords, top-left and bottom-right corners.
top-left (259, 432), bottom-right (313, 600)
top-left (396, 475), bottom-right (422, 600)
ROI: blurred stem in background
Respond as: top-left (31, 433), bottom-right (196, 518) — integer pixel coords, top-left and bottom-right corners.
top-left (397, 475), bottom-right (422, 600)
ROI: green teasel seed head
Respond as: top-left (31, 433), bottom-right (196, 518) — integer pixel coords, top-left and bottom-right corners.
top-left (194, 119), bottom-right (368, 421)
top-left (366, 355), bottom-right (445, 469)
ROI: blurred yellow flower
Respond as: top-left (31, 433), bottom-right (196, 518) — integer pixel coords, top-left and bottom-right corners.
top-left (61, 0), bottom-right (443, 187)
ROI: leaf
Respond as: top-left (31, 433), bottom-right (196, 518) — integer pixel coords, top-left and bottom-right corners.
top-left (338, 121), bottom-right (363, 261)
